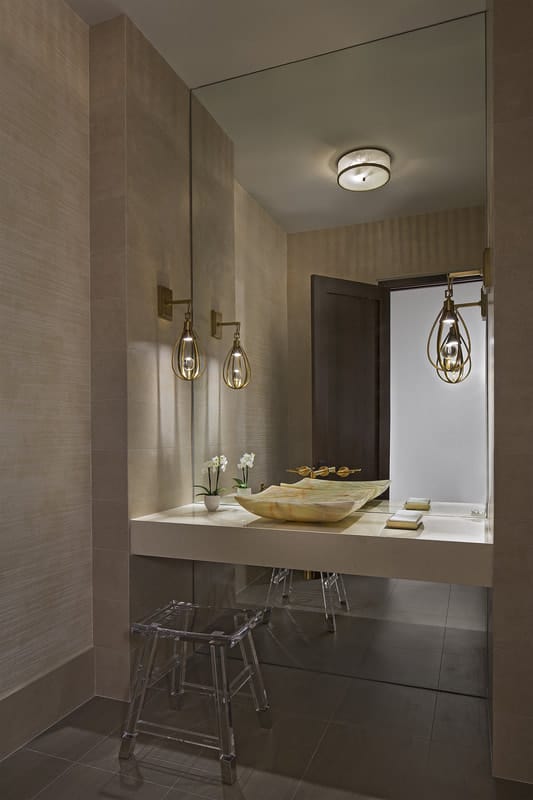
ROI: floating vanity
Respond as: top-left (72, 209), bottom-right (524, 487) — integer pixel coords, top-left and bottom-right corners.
top-left (131, 501), bottom-right (492, 588)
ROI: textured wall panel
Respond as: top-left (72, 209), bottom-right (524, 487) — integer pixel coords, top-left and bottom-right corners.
top-left (234, 181), bottom-right (288, 488)
top-left (491, 0), bottom-right (533, 783)
top-left (90, 17), bottom-right (193, 698)
top-left (0, 0), bottom-right (91, 699)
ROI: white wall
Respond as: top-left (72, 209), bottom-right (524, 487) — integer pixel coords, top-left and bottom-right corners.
top-left (390, 282), bottom-right (487, 504)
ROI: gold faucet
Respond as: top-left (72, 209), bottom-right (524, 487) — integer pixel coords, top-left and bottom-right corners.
top-left (286, 465), bottom-right (362, 479)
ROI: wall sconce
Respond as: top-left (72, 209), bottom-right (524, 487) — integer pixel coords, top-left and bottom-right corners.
top-left (211, 310), bottom-right (251, 389)
top-left (426, 268), bottom-right (487, 384)
top-left (158, 285), bottom-right (202, 381)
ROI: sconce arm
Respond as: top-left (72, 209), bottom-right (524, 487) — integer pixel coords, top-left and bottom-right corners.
top-left (211, 310), bottom-right (241, 339)
top-left (157, 285), bottom-right (192, 321)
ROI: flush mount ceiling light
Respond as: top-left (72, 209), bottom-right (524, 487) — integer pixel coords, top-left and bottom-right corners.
top-left (337, 148), bottom-right (391, 192)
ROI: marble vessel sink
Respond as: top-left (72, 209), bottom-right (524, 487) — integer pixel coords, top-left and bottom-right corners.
top-left (235, 483), bottom-right (379, 522)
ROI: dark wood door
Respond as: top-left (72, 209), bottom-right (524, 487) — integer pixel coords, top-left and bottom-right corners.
top-left (311, 275), bottom-right (390, 480)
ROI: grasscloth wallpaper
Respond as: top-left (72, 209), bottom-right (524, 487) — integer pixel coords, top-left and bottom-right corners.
top-left (0, 1), bottom-right (91, 697)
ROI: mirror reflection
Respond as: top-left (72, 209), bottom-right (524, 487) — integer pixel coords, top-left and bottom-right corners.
top-left (191, 14), bottom-right (486, 510)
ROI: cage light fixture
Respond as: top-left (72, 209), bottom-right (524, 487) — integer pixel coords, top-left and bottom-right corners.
top-left (211, 310), bottom-right (251, 390)
top-left (337, 148), bottom-right (391, 192)
top-left (157, 285), bottom-right (202, 381)
top-left (426, 270), bottom-right (487, 384)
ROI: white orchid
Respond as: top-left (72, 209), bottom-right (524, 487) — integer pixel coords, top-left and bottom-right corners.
top-left (238, 452), bottom-right (255, 470)
top-left (234, 452), bottom-right (256, 489)
top-left (196, 454), bottom-right (228, 496)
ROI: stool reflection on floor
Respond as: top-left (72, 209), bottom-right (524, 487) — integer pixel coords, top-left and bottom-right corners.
top-left (119, 601), bottom-right (271, 785)
top-left (265, 569), bottom-right (350, 632)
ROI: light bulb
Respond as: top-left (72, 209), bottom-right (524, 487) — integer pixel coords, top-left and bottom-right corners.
top-left (172, 312), bottom-right (201, 381)
top-left (223, 331), bottom-right (251, 389)
top-left (427, 295), bottom-right (472, 384)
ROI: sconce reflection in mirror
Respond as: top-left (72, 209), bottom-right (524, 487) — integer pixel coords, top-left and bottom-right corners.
top-left (426, 268), bottom-right (487, 384)
top-left (211, 310), bottom-right (251, 390)
top-left (158, 285), bottom-right (202, 381)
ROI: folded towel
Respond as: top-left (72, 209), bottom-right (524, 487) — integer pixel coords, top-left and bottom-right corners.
top-left (385, 510), bottom-right (423, 530)
top-left (404, 497), bottom-right (431, 511)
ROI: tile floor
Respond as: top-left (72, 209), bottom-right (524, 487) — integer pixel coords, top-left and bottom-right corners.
top-left (2, 576), bottom-right (531, 799)
top-left (238, 575), bottom-right (489, 696)
top-left (2, 667), bottom-right (533, 800)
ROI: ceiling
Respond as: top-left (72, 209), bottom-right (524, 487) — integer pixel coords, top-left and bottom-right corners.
top-left (67, 0), bottom-right (486, 232)
top-left (67, 0), bottom-right (485, 88)
top-left (196, 14), bottom-right (486, 232)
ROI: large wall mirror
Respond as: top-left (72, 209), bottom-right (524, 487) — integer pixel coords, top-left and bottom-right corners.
top-left (190, 13), bottom-right (487, 507)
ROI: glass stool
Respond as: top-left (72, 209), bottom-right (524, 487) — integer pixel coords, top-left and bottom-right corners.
top-left (119, 601), bottom-right (271, 785)
top-left (265, 569), bottom-right (350, 632)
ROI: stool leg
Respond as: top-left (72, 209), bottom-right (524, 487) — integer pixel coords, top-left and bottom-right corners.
top-left (169, 638), bottom-right (188, 709)
top-left (265, 567), bottom-right (278, 607)
top-left (333, 573), bottom-right (342, 604)
top-left (120, 632), bottom-right (159, 759)
top-left (244, 630), bottom-right (272, 728)
top-left (281, 569), bottom-right (289, 600)
top-left (282, 569), bottom-right (294, 601)
top-left (339, 574), bottom-right (350, 610)
top-left (320, 572), bottom-right (337, 633)
top-left (210, 644), bottom-right (236, 785)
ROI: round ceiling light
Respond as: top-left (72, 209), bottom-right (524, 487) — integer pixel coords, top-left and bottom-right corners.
top-left (337, 148), bottom-right (391, 192)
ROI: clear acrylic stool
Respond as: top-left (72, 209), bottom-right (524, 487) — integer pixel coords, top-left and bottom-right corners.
top-left (265, 569), bottom-right (350, 632)
top-left (119, 601), bottom-right (271, 785)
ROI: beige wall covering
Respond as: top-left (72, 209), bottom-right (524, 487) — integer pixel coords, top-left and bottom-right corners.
top-left (287, 206), bottom-right (485, 464)
top-left (191, 97), bottom-right (240, 480)
top-left (491, 0), bottom-right (533, 782)
top-left (90, 16), bottom-right (193, 699)
top-left (0, 0), bottom-right (92, 752)
top-left (234, 181), bottom-right (288, 487)
top-left (191, 98), bottom-right (288, 491)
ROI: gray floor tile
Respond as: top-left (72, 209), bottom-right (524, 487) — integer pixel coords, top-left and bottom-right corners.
top-left (174, 710), bottom-right (327, 800)
top-left (357, 642), bottom-right (443, 689)
top-left (293, 779), bottom-right (379, 800)
top-left (81, 730), bottom-right (188, 787)
top-left (171, 747), bottom-right (252, 799)
top-left (438, 628), bottom-right (488, 696)
top-left (303, 721), bottom-right (429, 799)
top-left (232, 708), bottom-right (327, 776)
top-left (0, 748), bottom-right (71, 800)
top-left (28, 697), bottom-right (127, 761)
top-left (432, 693), bottom-right (489, 751)
top-left (368, 618), bottom-right (446, 651)
top-left (331, 678), bottom-right (436, 738)
top-left (256, 663), bottom-right (350, 720)
top-left (33, 763), bottom-right (171, 800)
top-left (424, 739), bottom-right (533, 799)
top-left (252, 608), bottom-right (374, 675)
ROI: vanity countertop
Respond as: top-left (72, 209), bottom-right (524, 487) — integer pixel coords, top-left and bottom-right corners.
top-left (130, 502), bottom-right (492, 587)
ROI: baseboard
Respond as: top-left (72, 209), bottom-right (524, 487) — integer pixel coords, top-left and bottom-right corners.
top-left (0, 647), bottom-right (94, 761)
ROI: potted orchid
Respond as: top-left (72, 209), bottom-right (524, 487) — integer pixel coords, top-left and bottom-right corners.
top-left (195, 454), bottom-right (228, 511)
top-left (233, 452), bottom-right (255, 496)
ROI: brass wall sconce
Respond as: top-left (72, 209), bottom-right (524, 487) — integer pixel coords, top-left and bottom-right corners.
top-left (158, 285), bottom-right (202, 381)
top-left (211, 310), bottom-right (251, 389)
top-left (426, 267), bottom-right (487, 384)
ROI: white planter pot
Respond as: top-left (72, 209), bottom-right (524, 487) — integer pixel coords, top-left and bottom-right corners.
top-left (204, 495), bottom-right (221, 512)
top-left (236, 487), bottom-right (252, 497)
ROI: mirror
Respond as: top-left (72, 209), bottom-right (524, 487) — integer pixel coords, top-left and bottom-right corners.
top-left (190, 13), bottom-right (487, 505)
